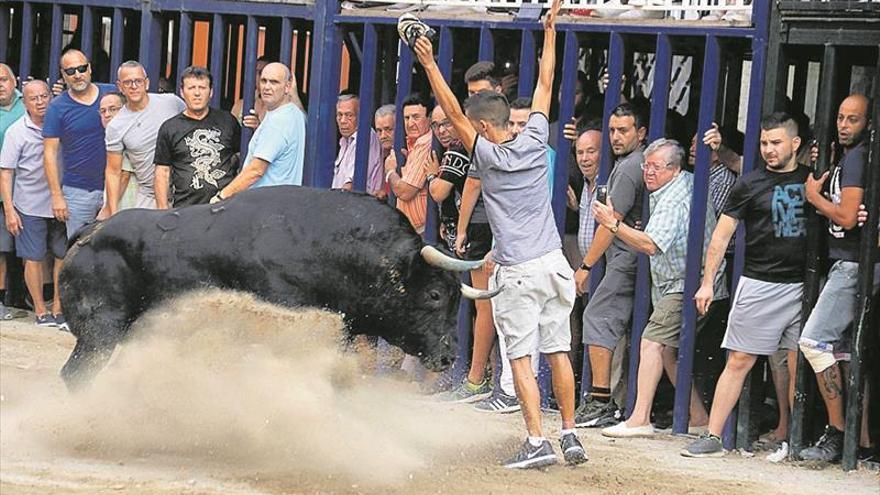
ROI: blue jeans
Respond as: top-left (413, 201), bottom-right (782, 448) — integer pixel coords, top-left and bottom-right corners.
top-left (63, 185), bottom-right (103, 240)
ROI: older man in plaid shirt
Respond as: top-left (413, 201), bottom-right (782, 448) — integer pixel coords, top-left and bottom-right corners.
top-left (591, 138), bottom-right (729, 438)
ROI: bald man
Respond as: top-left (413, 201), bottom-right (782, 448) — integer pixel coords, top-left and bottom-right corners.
top-left (212, 62), bottom-right (305, 203)
top-left (799, 93), bottom-right (879, 463)
top-left (0, 63), bottom-right (26, 319)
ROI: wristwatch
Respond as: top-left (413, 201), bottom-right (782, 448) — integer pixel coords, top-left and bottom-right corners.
top-left (426, 173), bottom-right (437, 183)
top-left (609, 219), bottom-right (620, 234)
top-left (580, 262), bottom-right (592, 271)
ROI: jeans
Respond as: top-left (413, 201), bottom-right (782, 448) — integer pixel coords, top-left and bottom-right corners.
top-left (63, 185), bottom-right (104, 240)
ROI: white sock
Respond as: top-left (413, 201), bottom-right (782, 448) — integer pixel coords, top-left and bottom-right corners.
top-left (528, 436), bottom-right (545, 447)
top-left (560, 429), bottom-right (576, 438)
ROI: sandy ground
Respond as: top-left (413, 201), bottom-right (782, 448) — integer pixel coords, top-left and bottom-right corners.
top-left (1, 292), bottom-right (878, 495)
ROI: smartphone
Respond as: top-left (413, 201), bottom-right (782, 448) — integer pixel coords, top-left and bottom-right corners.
top-left (596, 184), bottom-right (609, 205)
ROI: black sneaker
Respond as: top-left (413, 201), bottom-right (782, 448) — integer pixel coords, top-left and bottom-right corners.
top-left (681, 433), bottom-right (725, 458)
top-left (474, 390), bottom-right (520, 413)
top-left (560, 433), bottom-right (588, 465)
top-left (799, 425), bottom-right (844, 463)
top-left (53, 313), bottom-right (70, 332)
top-left (503, 439), bottom-right (558, 469)
top-left (35, 313), bottom-right (56, 327)
top-left (574, 395), bottom-right (621, 428)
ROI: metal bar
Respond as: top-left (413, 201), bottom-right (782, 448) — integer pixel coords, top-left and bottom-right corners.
top-left (478, 26), bottom-right (493, 61)
top-left (49, 3), bottom-right (64, 83)
top-left (20, 1), bottom-right (34, 79)
top-left (80, 5), bottom-right (95, 60)
top-left (791, 59), bottom-right (809, 112)
top-left (240, 15), bottom-right (259, 153)
top-left (138, 5), bottom-right (161, 83)
top-left (518, 29), bottom-right (536, 98)
top-left (722, 55), bottom-right (743, 132)
top-left (793, 43), bottom-right (840, 459)
top-left (842, 59), bottom-right (880, 472)
top-left (353, 23), bottom-right (378, 193)
top-left (280, 17), bottom-right (293, 67)
top-left (438, 26), bottom-right (453, 80)
top-left (391, 42), bottom-right (414, 183)
top-left (0, 5), bottom-right (8, 63)
top-left (673, 34), bottom-right (721, 435)
top-left (209, 13), bottom-right (225, 108)
top-left (554, 30), bottom-right (578, 235)
top-left (109, 8), bottom-right (124, 80)
top-left (176, 11), bottom-right (193, 83)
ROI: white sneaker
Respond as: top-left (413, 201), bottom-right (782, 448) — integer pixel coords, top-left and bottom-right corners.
top-left (601, 421), bottom-right (656, 438)
top-left (722, 10), bottom-right (751, 22)
top-left (701, 11), bottom-right (725, 21)
top-left (766, 441), bottom-right (789, 463)
top-left (618, 9), bottom-right (665, 19)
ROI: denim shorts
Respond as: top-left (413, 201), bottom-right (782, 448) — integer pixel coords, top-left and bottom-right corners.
top-left (15, 210), bottom-right (67, 261)
top-left (63, 185), bottom-right (104, 239)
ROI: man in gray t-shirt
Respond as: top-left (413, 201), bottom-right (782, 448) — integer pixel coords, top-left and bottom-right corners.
top-left (574, 103), bottom-right (647, 429)
top-left (105, 61), bottom-right (185, 214)
top-left (413, 0), bottom-right (588, 470)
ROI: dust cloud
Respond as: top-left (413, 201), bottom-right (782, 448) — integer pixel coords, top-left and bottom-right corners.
top-left (1, 290), bottom-right (508, 486)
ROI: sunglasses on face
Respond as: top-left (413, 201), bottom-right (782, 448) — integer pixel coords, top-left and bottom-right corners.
top-left (62, 64), bottom-right (89, 76)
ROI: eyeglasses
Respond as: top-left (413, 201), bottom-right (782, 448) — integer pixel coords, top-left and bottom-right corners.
top-left (120, 78), bottom-right (146, 88)
top-left (640, 161), bottom-right (675, 172)
top-left (99, 105), bottom-right (122, 116)
top-left (62, 64), bottom-right (89, 76)
top-left (431, 120), bottom-right (452, 131)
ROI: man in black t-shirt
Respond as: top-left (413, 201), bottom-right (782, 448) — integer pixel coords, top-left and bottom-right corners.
top-left (154, 66), bottom-right (241, 208)
top-left (682, 112), bottom-right (808, 458)
top-left (798, 94), bottom-right (879, 462)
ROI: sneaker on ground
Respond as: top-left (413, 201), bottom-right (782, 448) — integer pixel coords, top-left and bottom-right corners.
top-left (766, 441), bottom-right (789, 463)
top-left (574, 396), bottom-right (621, 428)
top-left (722, 10), bottom-right (751, 22)
top-left (439, 378), bottom-right (492, 403)
top-left (618, 9), bottom-right (665, 19)
top-left (503, 439), bottom-right (558, 469)
top-left (701, 11), bottom-right (725, 21)
top-left (798, 425), bottom-right (844, 463)
top-left (602, 421), bottom-right (655, 438)
top-left (0, 303), bottom-right (11, 320)
top-left (53, 313), bottom-right (70, 332)
top-left (35, 313), bottom-right (56, 327)
top-left (474, 390), bottom-right (520, 413)
top-left (560, 433), bottom-right (589, 465)
top-left (681, 433), bottom-right (725, 458)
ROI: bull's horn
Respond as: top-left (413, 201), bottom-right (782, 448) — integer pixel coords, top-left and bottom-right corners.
top-left (421, 245), bottom-right (484, 272)
top-left (461, 283), bottom-right (504, 300)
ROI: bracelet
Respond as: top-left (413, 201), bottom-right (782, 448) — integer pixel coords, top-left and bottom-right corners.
top-left (426, 173), bottom-right (437, 183)
top-left (385, 169), bottom-right (395, 183)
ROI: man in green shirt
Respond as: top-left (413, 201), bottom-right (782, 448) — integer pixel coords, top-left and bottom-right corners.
top-left (1, 63), bottom-right (26, 320)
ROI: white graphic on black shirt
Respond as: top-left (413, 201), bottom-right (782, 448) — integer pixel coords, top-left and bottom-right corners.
top-left (828, 166), bottom-right (845, 239)
top-left (184, 128), bottom-right (227, 190)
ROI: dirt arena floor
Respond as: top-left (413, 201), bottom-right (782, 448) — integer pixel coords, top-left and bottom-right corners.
top-left (1, 291), bottom-right (878, 495)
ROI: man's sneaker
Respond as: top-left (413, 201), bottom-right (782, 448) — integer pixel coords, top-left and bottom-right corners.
top-left (439, 378), bottom-right (492, 403)
top-left (560, 433), bottom-right (589, 465)
top-left (574, 396), bottom-right (621, 428)
top-left (35, 313), bottom-right (56, 327)
top-left (798, 425), bottom-right (844, 463)
top-left (0, 303), bottom-right (11, 320)
top-left (681, 433), bottom-right (725, 458)
top-left (766, 441), bottom-right (789, 463)
top-left (474, 390), bottom-right (520, 413)
top-left (601, 421), bottom-right (655, 438)
top-left (53, 313), bottom-right (70, 332)
top-left (503, 439), bottom-right (558, 469)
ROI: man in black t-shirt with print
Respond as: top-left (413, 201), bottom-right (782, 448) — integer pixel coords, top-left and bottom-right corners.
top-left (154, 66), bottom-right (241, 209)
top-left (682, 112), bottom-right (809, 458)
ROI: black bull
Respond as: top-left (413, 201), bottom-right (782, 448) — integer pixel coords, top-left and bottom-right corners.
top-left (58, 186), bottom-right (493, 389)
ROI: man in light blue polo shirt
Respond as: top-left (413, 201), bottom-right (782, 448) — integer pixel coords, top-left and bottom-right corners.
top-left (0, 63), bottom-right (26, 320)
top-left (211, 62), bottom-right (305, 203)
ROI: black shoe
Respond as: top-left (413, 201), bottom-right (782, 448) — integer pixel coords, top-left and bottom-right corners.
top-left (574, 395), bottom-right (621, 428)
top-left (503, 439), bottom-right (558, 469)
top-left (681, 433), bottom-right (725, 458)
top-left (560, 433), bottom-right (588, 465)
top-left (799, 425), bottom-right (844, 463)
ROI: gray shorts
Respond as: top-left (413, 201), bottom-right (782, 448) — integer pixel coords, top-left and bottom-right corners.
top-left (490, 249), bottom-right (575, 360)
top-left (582, 246), bottom-right (637, 350)
top-left (799, 260), bottom-right (880, 361)
top-left (722, 276), bottom-right (803, 356)
top-left (0, 206), bottom-right (14, 253)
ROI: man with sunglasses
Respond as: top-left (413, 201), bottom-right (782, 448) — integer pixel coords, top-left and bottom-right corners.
top-left (104, 61), bottom-right (185, 214)
top-left (42, 49), bottom-right (116, 239)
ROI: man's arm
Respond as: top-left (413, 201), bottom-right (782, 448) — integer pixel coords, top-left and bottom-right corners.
top-left (531, 0), bottom-right (561, 117)
top-left (42, 137), bottom-right (68, 221)
top-left (429, 178), bottom-right (454, 203)
top-left (217, 158), bottom-right (269, 200)
top-left (105, 152), bottom-right (124, 215)
top-left (412, 38), bottom-right (477, 156)
top-left (805, 171), bottom-right (863, 229)
top-left (694, 214), bottom-right (738, 315)
top-left (0, 169), bottom-right (22, 236)
top-left (154, 165), bottom-right (171, 209)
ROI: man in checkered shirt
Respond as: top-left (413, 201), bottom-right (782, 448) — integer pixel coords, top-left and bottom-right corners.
top-left (591, 138), bottom-right (729, 438)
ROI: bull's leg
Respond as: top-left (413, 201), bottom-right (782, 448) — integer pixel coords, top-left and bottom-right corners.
top-left (60, 337), bottom-right (117, 391)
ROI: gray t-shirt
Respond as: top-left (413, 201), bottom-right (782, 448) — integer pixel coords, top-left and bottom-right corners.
top-left (607, 147), bottom-right (645, 252)
top-left (105, 93), bottom-right (185, 196)
top-left (471, 112), bottom-right (561, 265)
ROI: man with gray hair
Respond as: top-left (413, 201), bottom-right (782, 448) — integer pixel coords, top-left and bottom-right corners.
top-left (104, 60), bottom-right (185, 214)
top-left (332, 93), bottom-right (384, 197)
top-left (0, 63), bottom-right (26, 320)
top-left (591, 138), bottom-right (727, 438)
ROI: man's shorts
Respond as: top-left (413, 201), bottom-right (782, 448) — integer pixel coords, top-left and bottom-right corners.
top-left (63, 185), bottom-right (104, 240)
top-left (15, 210), bottom-right (67, 261)
top-left (0, 206), bottom-right (14, 253)
top-left (642, 292), bottom-right (719, 347)
top-left (462, 222), bottom-right (492, 261)
top-left (489, 249), bottom-right (575, 360)
top-left (582, 245), bottom-right (638, 349)
top-left (799, 260), bottom-right (880, 362)
top-left (721, 276), bottom-right (803, 356)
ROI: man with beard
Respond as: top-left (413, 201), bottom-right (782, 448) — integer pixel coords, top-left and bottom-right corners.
top-left (683, 112), bottom-right (808, 458)
top-left (154, 66), bottom-right (241, 209)
top-left (798, 94), bottom-right (879, 463)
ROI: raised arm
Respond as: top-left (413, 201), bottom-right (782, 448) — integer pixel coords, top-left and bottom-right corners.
top-left (413, 37), bottom-right (477, 156)
top-left (531, 0), bottom-right (561, 117)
